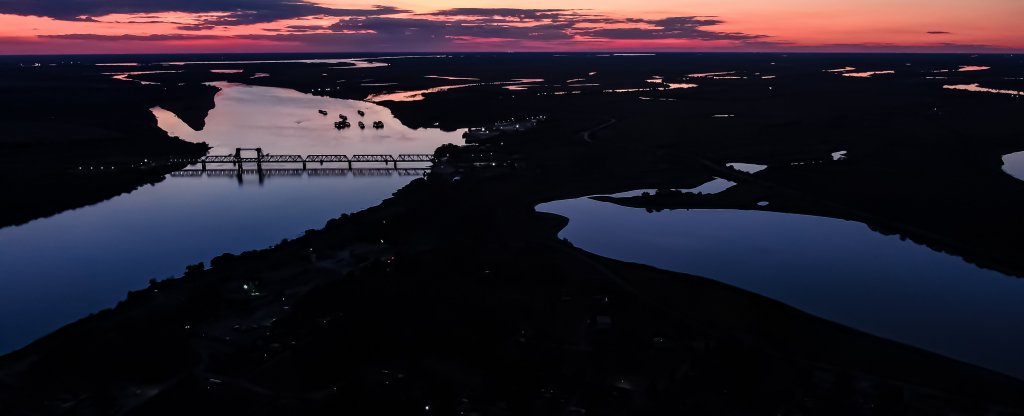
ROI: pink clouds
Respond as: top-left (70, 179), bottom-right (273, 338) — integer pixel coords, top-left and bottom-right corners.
top-left (0, 1), bottom-right (1020, 54)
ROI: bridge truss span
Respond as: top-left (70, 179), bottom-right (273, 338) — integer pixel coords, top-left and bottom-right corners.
top-left (261, 154), bottom-right (305, 163)
top-left (181, 150), bottom-right (434, 171)
top-left (396, 154), bottom-right (434, 163)
top-left (306, 155), bottom-right (350, 163)
top-left (350, 154), bottom-right (397, 163)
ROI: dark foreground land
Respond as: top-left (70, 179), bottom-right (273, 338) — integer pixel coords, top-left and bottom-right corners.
top-left (0, 62), bottom-right (213, 228)
top-left (1, 53), bottom-right (1023, 414)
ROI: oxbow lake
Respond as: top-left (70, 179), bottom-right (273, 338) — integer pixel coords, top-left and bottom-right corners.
top-left (538, 196), bottom-right (1024, 379)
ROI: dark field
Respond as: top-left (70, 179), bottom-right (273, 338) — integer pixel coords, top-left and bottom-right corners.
top-left (1, 53), bottom-right (1023, 415)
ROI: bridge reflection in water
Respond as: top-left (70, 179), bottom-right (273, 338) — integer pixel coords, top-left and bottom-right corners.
top-left (170, 167), bottom-right (429, 185)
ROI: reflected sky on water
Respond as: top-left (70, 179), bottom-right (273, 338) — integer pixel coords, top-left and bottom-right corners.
top-left (538, 197), bottom-right (1024, 379)
top-left (156, 82), bottom-right (462, 157)
top-left (0, 84), bottom-right (462, 354)
top-left (1003, 151), bottom-right (1024, 181)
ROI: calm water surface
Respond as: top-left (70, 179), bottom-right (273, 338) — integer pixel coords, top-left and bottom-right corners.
top-left (538, 197), bottom-right (1024, 379)
top-left (1002, 151), bottom-right (1024, 180)
top-left (157, 82), bottom-right (461, 156)
top-left (0, 83), bottom-right (462, 353)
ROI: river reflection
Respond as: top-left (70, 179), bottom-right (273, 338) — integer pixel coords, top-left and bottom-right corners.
top-left (537, 198), bottom-right (1024, 379)
top-left (1003, 151), bottom-right (1024, 181)
top-left (0, 83), bottom-right (462, 354)
top-left (156, 82), bottom-right (462, 157)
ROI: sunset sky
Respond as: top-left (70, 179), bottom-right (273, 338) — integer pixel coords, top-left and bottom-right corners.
top-left (0, 0), bottom-right (1021, 54)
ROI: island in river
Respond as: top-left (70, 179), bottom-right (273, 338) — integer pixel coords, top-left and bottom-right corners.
top-left (1, 53), bottom-right (1023, 415)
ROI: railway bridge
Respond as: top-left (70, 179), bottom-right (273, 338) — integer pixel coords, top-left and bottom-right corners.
top-left (170, 148), bottom-right (435, 170)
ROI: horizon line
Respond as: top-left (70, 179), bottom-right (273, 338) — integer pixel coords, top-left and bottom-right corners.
top-left (1, 50), bottom-right (1020, 58)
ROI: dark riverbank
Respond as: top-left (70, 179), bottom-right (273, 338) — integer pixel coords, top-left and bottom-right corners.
top-left (2, 53), bottom-right (1023, 413)
top-left (2, 147), bottom-right (1024, 414)
top-left (0, 64), bottom-right (213, 228)
top-left (194, 52), bottom-right (1024, 274)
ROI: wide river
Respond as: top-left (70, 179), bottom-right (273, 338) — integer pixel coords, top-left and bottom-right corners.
top-left (538, 197), bottom-right (1024, 379)
top-left (0, 83), bottom-right (462, 353)
top-left (4, 79), bottom-right (1024, 382)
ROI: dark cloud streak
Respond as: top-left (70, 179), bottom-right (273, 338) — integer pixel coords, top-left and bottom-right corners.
top-left (583, 17), bottom-right (764, 40)
top-left (5, 3), bottom-right (767, 50)
top-left (40, 33), bottom-right (224, 41)
top-left (426, 8), bottom-right (577, 21)
top-left (258, 9), bottom-right (764, 45)
top-left (0, 0), bottom-right (408, 27)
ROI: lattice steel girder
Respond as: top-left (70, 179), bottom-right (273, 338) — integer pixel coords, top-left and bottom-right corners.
top-left (396, 154), bottom-right (434, 162)
top-left (201, 155), bottom-right (238, 163)
top-left (306, 155), bottom-right (350, 163)
top-left (350, 154), bottom-right (397, 163)
top-left (261, 155), bottom-right (305, 163)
